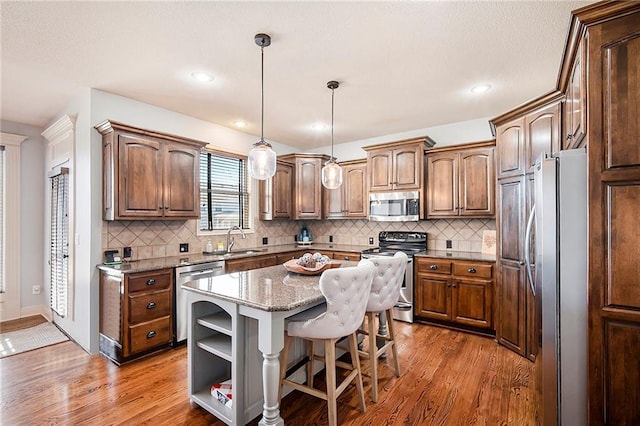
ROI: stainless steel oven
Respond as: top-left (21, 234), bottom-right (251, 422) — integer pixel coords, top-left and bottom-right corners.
top-left (361, 231), bottom-right (427, 323)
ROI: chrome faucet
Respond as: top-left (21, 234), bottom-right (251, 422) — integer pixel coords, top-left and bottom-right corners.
top-left (226, 226), bottom-right (246, 253)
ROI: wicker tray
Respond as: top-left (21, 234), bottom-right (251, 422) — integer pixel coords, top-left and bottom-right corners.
top-left (282, 259), bottom-right (341, 275)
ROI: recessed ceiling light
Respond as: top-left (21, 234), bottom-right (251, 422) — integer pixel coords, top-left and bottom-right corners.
top-left (233, 120), bottom-right (247, 128)
top-left (191, 71), bottom-right (214, 82)
top-left (470, 84), bottom-right (491, 94)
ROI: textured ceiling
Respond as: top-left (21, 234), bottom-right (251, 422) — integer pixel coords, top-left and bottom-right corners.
top-left (1, 1), bottom-right (594, 149)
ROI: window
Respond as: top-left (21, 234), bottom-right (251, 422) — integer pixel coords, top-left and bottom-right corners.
top-left (199, 150), bottom-right (250, 231)
top-left (0, 145), bottom-right (4, 294)
top-left (49, 168), bottom-right (69, 317)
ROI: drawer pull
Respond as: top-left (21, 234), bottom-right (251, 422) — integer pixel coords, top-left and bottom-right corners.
top-left (146, 279), bottom-right (156, 286)
top-left (430, 264), bottom-right (438, 270)
top-left (146, 331), bottom-right (157, 339)
top-left (467, 268), bottom-right (477, 273)
top-left (344, 256), bottom-right (350, 261)
top-left (146, 302), bottom-right (156, 309)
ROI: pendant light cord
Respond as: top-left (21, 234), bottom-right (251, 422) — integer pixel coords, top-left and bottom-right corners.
top-left (261, 45), bottom-right (265, 143)
top-left (331, 87), bottom-right (335, 161)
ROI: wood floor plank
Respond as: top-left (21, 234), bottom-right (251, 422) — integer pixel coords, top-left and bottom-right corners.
top-left (0, 322), bottom-right (537, 425)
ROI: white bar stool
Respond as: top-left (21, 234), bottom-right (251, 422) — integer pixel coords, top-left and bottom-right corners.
top-left (357, 251), bottom-right (407, 402)
top-left (279, 261), bottom-right (376, 426)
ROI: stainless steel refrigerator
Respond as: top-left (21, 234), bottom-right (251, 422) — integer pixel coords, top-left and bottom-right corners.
top-left (528, 149), bottom-right (588, 425)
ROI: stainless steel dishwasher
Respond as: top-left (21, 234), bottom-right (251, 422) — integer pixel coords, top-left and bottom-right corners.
top-left (174, 260), bottom-right (225, 344)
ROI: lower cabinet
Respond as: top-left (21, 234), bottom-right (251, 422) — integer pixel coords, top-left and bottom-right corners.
top-left (225, 249), bottom-right (361, 273)
top-left (415, 257), bottom-right (494, 331)
top-left (99, 268), bottom-right (173, 364)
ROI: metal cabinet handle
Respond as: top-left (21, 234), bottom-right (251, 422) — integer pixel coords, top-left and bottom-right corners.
top-left (146, 302), bottom-right (156, 309)
top-left (344, 256), bottom-right (350, 260)
top-left (146, 279), bottom-right (156, 286)
top-left (467, 267), bottom-right (476, 273)
top-left (566, 134), bottom-right (572, 140)
top-left (430, 264), bottom-right (438, 270)
top-left (146, 331), bottom-right (157, 339)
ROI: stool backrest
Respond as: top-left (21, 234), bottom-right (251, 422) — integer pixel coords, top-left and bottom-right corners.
top-left (288, 262), bottom-right (376, 340)
top-left (363, 251), bottom-right (408, 312)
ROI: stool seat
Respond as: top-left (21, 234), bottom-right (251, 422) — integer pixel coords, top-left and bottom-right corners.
top-left (279, 261), bottom-right (376, 426)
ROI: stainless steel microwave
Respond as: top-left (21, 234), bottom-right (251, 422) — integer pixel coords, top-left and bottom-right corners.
top-left (369, 191), bottom-right (420, 222)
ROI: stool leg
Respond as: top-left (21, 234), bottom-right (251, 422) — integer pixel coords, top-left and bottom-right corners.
top-left (279, 332), bottom-right (292, 402)
top-left (325, 339), bottom-right (338, 426)
top-left (386, 309), bottom-right (401, 377)
top-left (349, 332), bottom-right (366, 413)
top-left (367, 312), bottom-right (379, 402)
top-left (307, 339), bottom-right (314, 387)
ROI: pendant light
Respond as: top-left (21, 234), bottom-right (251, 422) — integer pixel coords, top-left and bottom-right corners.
top-left (248, 33), bottom-right (277, 180)
top-left (321, 80), bottom-right (343, 189)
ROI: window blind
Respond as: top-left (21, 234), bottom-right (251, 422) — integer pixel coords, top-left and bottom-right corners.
top-left (0, 145), bottom-right (4, 294)
top-left (199, 151), bottom-right (250, 231)
top-left (49, 169), bottom-right (69, 317)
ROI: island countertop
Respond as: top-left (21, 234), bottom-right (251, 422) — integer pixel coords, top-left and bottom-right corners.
top-left (181, 261), bottom-right (356, 312)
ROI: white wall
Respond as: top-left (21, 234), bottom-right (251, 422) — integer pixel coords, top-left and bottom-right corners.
top-left (308, 117), bottom-right (494, 161)
top-left (0, 120), bottom-right (46, 316)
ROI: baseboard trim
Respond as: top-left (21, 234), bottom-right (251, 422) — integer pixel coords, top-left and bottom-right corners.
top-left (21, 305), bottom-right (52, 321)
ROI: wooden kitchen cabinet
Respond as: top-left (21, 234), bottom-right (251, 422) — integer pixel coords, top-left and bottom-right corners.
top-left (562, 36), bottom-right (586, 150)
top-left (259, 160), bottom-right (294, 220)
top-left (415, 257), bottom-right (494, 331)
top-left (99, 267), bottom-right (173, 364)
top-left (364, 137), bottom-right (434, 193)
top-left (95, 120), bottom-right (206, 221)
top-left (224, 254), bottom-right (278, 273)
top-left (279, 154), bottom-right (329, 220)
top-left (426, 141), bottom-right (495, 218)
top-left (324, 159), bottom-right (368, 219)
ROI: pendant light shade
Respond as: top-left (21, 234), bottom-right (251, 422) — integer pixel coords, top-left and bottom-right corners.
top-left (248, 33), bottom-right (276, 180)
top-left (321, 80), bottom-right (343, 190)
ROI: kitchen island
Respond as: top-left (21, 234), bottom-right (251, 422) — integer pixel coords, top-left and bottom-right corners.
top-left (182, 262), bottom-right (354, 426)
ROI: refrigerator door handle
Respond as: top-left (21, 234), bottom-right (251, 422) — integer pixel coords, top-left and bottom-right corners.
top-left (524, 204), bottom-right (536, 296)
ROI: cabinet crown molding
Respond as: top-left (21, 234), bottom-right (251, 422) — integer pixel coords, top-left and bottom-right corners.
top-left (426, 140), bottom-right (495, 154)
top-left (362, 135), bottom-right (436, 152)
top-left (94, 120), bottom-right (207, 149)
top-left (489, 91), bottom-right (563, 127)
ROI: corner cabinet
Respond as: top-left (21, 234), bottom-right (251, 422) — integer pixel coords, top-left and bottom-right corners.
top-left (95, 120), bottom-right (207, 220)
top-left (259, 160), bottom-right (294, 220)
top-left (324, 159), bottom-right (368, 219)
top-left (414, 257), bottom-right (494, 332)
top-left (426, 141), bottom-right (495, 218)
top-left (99, 267), bottom-right (173, 364)
top-left (279, 153), bottom-right (329, 220)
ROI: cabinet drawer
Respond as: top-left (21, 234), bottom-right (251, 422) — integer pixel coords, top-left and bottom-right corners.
top-left (129, 316), bottom-right (171, 354)
top-left (453, 262), bottom-right (493, 279)
top-left (128, 269), bottom-right (172, 293)
top-left (129, 289), bottom-right (172, 324)
top-left (332, 251), bottom-right (361, 261)
top-left (416, 259), bottom-right (452, 275)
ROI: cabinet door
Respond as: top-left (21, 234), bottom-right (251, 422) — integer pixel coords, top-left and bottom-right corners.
top-left (496, 118), bottom-right (525, 178)
top-left (415, 274), bottom-right (451, 321)
top-left (459, 147), bottom-right (495, 217)
top-left (563, 37), bottom-right (586, 150)
top-left (294, 157), bottom-right (322, 219)
top-left (525, 103), bottom-right (560, 173)
top-left (118, 134), bottom-right (163, 217)
top-left (393, 145), bottom-right (422, 190)
top-left (344, 163), bottom-right (367, 218)
top-left (163, 143), bottom-right (200, 218)
top-left (496, 259), bottom-right (526, 355)
top-left (368, 149), bottom-right (393, 192)
top-left (274, 162), bottom-right (293, 219)
top-left (498, 176), bottom-right (524, 262)
top-left (452, 278), bottom-right (492, 329)
top-left (426, 152), bottom-right (458, 217)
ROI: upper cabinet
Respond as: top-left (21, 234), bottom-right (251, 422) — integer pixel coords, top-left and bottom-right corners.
top-left (364, 137), bottom-right (433, 192)
top-left (324, 159), bottom-right (368, 219)
top-left (426, 141), bottom-right (495, 218)
top-left (259, 160), bottom-right (294, 220)
top-left (95, 120), bottom-right (206, 221)
top-left (562, 37), bottom-right (586, 150)
top-left (279, 153), bottom-right (329, 220)
top-left (495, 118), bottom-right (525, 179)
top-left (525, 103), bottom-right (561, 173)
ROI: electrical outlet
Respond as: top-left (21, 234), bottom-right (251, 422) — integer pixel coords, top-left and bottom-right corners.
top-left (369, 237), bottom-right (374, 245)
top-left (179, 243), bottom-right (189, 253)
top-left (123, 246), bottom-right (132, 258)
top-left (329, 235), bottom-right (333, 243)
top-left (446, 240), bottom-right (453, 249)
top-left (262, 237), bottom-right (268, 245)
top-left (32, 285), bottom-right (40, 295)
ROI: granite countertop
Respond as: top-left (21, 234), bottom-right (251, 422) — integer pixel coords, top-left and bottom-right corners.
top-left (96, 243), bottom-right (370, 274)
top-left (182, 261), bottom-right (357, 311)
top-left (415, 250), bottom-right (496, 263)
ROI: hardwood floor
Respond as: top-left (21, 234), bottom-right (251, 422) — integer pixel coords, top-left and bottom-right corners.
top-left (0, 314), bottom-right (47, 333)
top-left (0, 321), bottom-right (537, 425)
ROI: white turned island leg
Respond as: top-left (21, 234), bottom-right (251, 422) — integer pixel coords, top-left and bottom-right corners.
top-left (259, 352), bottom-right (284, 426)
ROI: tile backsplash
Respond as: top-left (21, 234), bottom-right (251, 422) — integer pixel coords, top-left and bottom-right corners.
top-left (103, 217), bottom-right (495, 260)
